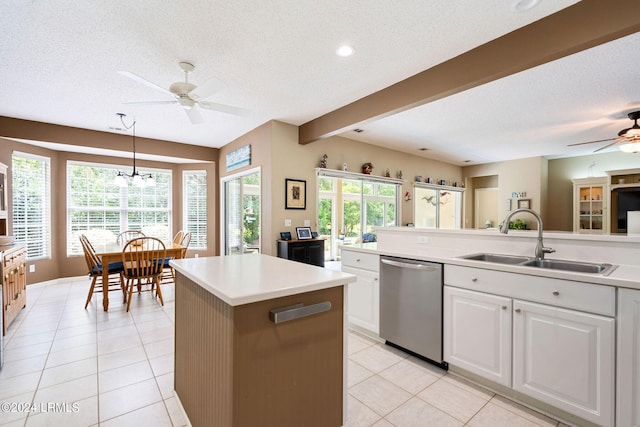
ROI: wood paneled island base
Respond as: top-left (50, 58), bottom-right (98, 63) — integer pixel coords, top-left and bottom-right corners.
top-left (174, 268), bottom-right (346, 427)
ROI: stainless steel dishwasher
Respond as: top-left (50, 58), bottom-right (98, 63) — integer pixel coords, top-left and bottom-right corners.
top-left (380, 256), bottom-right (446, 369)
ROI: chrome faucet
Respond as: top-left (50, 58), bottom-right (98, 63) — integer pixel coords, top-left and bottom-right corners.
top-left (500, 208), bottom-right (555, 260)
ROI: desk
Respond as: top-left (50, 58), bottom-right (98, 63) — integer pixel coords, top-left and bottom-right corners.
top-left (94, 241), bottom-right (184, 311)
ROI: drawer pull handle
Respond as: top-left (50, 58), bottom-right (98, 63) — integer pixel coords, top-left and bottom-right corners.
top-left (552, 290), bottom-right (560, 296)
top-left (515, 308), bottom-right (521, 313)
top-left (269, 301), bottom-right (331, 324)
top-left (502, 305), bottom-right (507, 310)
top-left (356, 258), bottom-right (361, 262)
top-left (472, 278), bottom-right (478, 282)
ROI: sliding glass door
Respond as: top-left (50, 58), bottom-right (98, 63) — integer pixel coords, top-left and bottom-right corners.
top-left (222, 169), bottom-right (261, 255)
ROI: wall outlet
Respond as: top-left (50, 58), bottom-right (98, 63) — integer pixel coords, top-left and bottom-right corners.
top-left (284, 219), bottom-right (292, 227)
top-left (417, 236), bottom-right (429, 244)
top-left (194, 253), bottom-right (199, 258)
top-left (29, 264), bottom-right (35, 273)
top-left (304, 219), bottom-right (310, 226)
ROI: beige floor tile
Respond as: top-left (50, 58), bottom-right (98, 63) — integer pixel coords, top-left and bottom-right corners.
top-left (347, 359), bottom-right (375, 388)
top-left (371, 418), bottom-right (394, 426)
top-left (99, 401), bottom-right (173, 427)
top-left (344, 394), bottom-right (382, 426)
top-left (25, 395), bottom-right (98, 426)
top-left (98, 360), bottom-right (154, 393)
top-left (385, 397), bottom-right (463, 427)
top-left (0, 391), bottom-right (35, 425)
top-left (97, 345), bottom-right (147, 372)
top-left (97, 333), bottom-right (143, 356)
top-left (441, 373), bottom-right (495, 400)
top-left (33, 375), bottom-right (98, 407)
top-left (98, 378), bottom-right (162, 421)
top-left (0, 353), bottom-right (48, 380)
top-left (53, 323), bottom-right (96, 339)
top-left (1, 341), bottom-right (51, 363)
top-left (39, 357), bottom-right (98, 389)
top-left (155, 372), bottom-right (175, 400)
top-left (418, 378), bottom-right (491, 423)
top-left (0, 372), bottom-right (41, 401)
top-left (148, 353), bottom-right (174, 377)
top-left (349, 343), bottom-right (406, 373)
top-left (164, 396), bottom-right (188, 427)
top-left (5, 330), bottom-right (56, 350)
top-left (349, 375), bottom-right (412, 416)
top-left (143, 337), bottom-right (174, 359)
top-left (468, 402), bottom-right (545, 427)
top-left (379, 357), bottom-right (442, 394)
top-left (49, 332), bottom-right (97, 353)
top-left (491, 395), bottom-right (559, 427)
top-left (45, 343), bottom-right (97, 369)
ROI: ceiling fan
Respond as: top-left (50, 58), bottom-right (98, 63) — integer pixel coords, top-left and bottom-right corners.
top-left (118, 62), bottom-right (245, 124)
top-left (567, 110), bottom-right (640, 153)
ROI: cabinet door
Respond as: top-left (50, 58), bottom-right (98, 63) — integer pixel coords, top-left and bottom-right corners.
top-left (443, 286), bottom-right (511, 386)
top-left (513, 300), bottom-right (614, 427)
top-left (617, 288), bottom-right (640, 427)
top-left (343, 266), bottom-right (379, 335)
top-left (289, 245), bottom-right (307, 263)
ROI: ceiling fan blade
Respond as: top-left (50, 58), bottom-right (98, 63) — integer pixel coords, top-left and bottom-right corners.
top-left (190, 77), bottom-right (226, 100)
top-left (118, 71), bottom-right (174, 97)
top-left (593, 139), bottom-right (621, 153)
top-left (567, 137), bottom-right (615, 147)
top-left (123, 100), bottom-right (177, 106)
top-left (185, 105), bottom-right (204, 124)
top-left (198, 100), bottom-right (247, 116)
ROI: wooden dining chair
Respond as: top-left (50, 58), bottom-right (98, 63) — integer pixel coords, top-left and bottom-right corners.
top-left (79, 234), bottom-right (126, 309)
top-left (162, 231), bottom-right (190, 285)
top-left (116, 230), bottom-right (145, 245)
top-left (121, 236), bottom-right (166, 312)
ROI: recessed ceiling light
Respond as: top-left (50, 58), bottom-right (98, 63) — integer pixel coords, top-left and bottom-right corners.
top-left (512, 0), bottom-right (540, 12)
top-left (336, 45), bottom-right (354, 57)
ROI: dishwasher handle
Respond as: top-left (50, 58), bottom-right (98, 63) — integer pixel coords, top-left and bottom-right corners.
top-left (381, 258), bottom-right (440, 271)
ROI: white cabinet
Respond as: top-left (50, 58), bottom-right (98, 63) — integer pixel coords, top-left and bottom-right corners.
top-left (513, 300), bottom-right (614, 427)
top-left (444, 265), bottom-right (615, 427)
top-left (572, 177), bottom-right (608, 233)
top-left (444, 286), bottom-right (511, 386)
top-left (341, 250), bottom-right (379, 336)
top-left (617, 288), bottom-right (640, 427)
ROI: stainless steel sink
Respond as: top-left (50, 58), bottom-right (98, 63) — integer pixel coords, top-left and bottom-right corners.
top-left (521, 258), bottom-right (617, 275)
top-left (460, 253), bottom-right (617, 275)
top-left (461, 253), bottom-right (532, 265)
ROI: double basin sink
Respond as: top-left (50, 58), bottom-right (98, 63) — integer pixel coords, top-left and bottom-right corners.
top-left (461, 253), bottom-right (617, 276)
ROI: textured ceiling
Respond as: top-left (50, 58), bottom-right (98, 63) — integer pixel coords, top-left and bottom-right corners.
top-left (1, 0), bottom-right (638, 165)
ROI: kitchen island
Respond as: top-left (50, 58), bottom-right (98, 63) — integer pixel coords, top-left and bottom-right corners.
top-left (169, 254), bottom-right (355, 427)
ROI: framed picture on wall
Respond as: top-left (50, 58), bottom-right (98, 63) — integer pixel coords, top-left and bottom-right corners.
top-left (517, 199), bottom-right (531, 209)
top-left (285, 178), bottom-right (306, 209)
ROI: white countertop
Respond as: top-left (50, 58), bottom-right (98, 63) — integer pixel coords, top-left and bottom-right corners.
top-left (341, 243), bottom-right (640, 290)
top-left (170, 254), bottom-right (356, 306)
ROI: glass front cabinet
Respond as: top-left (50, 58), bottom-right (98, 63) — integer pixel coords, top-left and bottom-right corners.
top-left (572, 177), bottom-right (608, 233)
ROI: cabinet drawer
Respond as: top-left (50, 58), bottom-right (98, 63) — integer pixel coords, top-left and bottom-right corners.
top-left (3, 247), bottom-right (25, 270)
top-left (445, 265), bottom-right (615, 317)
top-left (341, 250), bottom-right (379, 272)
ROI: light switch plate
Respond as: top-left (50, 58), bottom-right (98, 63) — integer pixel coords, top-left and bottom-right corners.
top-left (284, 219), bottom-right (292, 227)
top-left (304, 220), bottom-right (310, 226)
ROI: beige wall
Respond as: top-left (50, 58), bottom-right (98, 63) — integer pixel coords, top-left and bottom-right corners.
top-left (546, 151), bottom-right (640, 231)
top-left (463, 157), bottom-right (546, 230)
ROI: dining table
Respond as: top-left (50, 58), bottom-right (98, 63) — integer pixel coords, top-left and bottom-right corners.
top-left (93, 240), bottom-right (185, 311)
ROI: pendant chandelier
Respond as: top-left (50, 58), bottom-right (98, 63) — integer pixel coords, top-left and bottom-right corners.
top-left (113, 113), bottom-right (155, 188)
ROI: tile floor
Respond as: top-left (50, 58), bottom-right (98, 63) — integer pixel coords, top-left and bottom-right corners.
top-left (1, 277), bottom-right (567, 426)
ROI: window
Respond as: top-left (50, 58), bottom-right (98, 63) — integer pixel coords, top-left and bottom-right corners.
top-left (317, 169), bottom-right (401, 260)
top-left (67, 161), bottom-right (171, 255)
top-left (222, 168), bottom-right (261, 255)
top-left (414, 184), bottom-right (464, 229)
top-left (183, 170), bottom-right (207, 249)
top-left (12, 152), bottom-right (51, 259)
